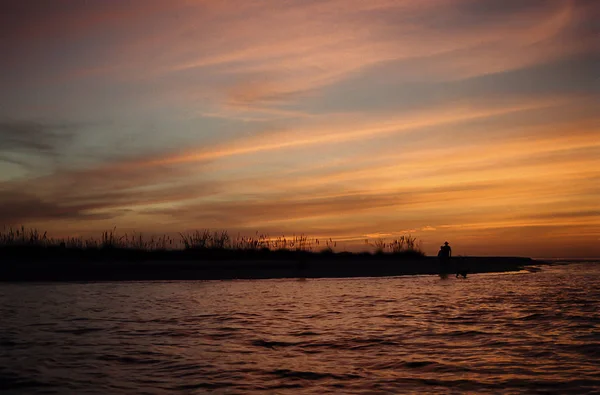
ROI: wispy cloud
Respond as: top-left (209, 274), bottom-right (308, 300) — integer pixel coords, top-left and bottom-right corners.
top-left (0, 160), bottom-right (219, 225)
top-left (0, 120), bottom-right (74, 157)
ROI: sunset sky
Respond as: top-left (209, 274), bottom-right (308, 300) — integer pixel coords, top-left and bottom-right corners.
top-left (1, 0), bottom-right (599, 257)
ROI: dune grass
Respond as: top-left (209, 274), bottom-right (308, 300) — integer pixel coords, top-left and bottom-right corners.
top-left (366, 235), bottom-right (420, 254)
top-left (0, 226), bottom-right (425, 262)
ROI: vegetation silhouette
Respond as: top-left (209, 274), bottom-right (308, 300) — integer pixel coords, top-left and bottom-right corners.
top-left (0, 226), bottom-right (535, 281)
top-left (0, 226), bottom-right (423, 263)
top-left (1, 225), bottom-right (421, 250)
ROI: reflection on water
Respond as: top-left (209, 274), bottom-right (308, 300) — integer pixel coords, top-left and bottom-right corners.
top-left (1, 263), bottom-right (599, 394)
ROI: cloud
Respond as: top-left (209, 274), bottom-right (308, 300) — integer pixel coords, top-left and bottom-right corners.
top-left (136, 94), bottom-right (584, 166)
top-left (0, 120), bottom-right (74, 157)
top-left (0, 0), bottom-right (176, 43)
top-left (137, 181), bottom-right (512, 229)
top-left (0, 190), bottom-right (121, 224)
top-left (8, 0), bottom-right (593, 110)
top-left (0, 158), bottom-right (219, 224)
top-left (159, 0), bottom-right (592, 114)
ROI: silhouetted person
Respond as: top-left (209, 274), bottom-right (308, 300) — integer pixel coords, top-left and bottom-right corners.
top-left (437, 245), bottom-right (445, 258)
top-left (438, 241), bottom-right (451, 260)
top-left (438, 241), bottom-right (452, 275)
top-left (442, 241), bottom-right (451, 258)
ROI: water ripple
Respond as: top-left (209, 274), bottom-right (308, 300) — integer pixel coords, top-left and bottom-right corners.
top-left (1, 262), bottom-right (599, 394)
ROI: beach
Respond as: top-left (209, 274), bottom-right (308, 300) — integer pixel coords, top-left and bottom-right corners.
top-left (0, 255), bottom-right (538, 282)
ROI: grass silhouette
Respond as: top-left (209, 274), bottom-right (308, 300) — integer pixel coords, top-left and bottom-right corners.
top-left (0, 226), bottom-right (425, 263)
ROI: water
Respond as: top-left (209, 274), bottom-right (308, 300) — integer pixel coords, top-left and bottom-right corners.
top-left (1, 262), bottom-right (599, 394)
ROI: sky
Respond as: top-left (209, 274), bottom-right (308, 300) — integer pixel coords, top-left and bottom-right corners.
top-left (1, 0), bottom-right (599, 258)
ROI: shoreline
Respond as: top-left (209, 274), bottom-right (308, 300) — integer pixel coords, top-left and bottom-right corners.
top-left (0, 256), bottom-right (540, 282)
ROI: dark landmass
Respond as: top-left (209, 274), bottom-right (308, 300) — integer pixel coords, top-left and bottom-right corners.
top-left (0, 246), bottom-right (539, 282)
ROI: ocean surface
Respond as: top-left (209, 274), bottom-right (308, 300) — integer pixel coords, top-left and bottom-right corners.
top-left (1, 262), bottom-right (599, 394)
